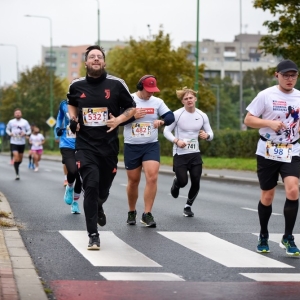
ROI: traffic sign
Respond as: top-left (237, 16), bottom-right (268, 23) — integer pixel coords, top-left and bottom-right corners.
top-left (46, 117), bottom-right (56, 128)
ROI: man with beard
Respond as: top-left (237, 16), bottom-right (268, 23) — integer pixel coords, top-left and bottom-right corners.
top-left (67, 45), bottom-right (136, 250)
top-left (6, 108), bottom-right (31, 180)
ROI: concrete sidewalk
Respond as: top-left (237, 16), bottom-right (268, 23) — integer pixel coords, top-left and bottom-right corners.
top-left (0, 153), bottom-right (261, 299)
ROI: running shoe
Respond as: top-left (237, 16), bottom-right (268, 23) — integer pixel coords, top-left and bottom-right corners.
top-left (71, 201), bottom-right (80, 214)
top-left (97, 205), bottom-right (106, 227)
top-left (170, 177), bottom-right (180, 198)
top-left (15, 175), bottom-right (20, 180)
top-left (63, 180), bottom-right (68, 187)
top-left (34, 167), bottom-right (39, 172)
top-left (127, 210), bottom-right (137, 225)
top-left (183, 206), bottom-right (194, 217)
top-left (280, 235), bottom-right (300, 256)
top-left (87, 233), bottom-right (100, 250)
top-left (257, 234), bottom-right (270, 253)
top-left (10, 159), bottom-right (14, 165)
top-left (28, 162), bottom-right (31, 169)
top-left (64, 185), bottom-right (74, 205)
top-left (140, 212), bottom-right (156, 228)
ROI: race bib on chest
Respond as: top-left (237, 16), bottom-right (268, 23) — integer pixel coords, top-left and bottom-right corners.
top-left (265, 141), bottom-right (292, 163)
top-left (131, 122), bottom-right (151, 137)
top-left (82, 107), bottom-right (108, 126)
top-left (183, 139), bottom-right (199, 151)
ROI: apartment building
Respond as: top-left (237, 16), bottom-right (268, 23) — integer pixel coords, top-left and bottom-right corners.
top-left (181, 33), bottom-right (279, 83)
top-left (42, 40), bottom-right (127, 83)
top-left (41, 34), bottom-right (279, 84)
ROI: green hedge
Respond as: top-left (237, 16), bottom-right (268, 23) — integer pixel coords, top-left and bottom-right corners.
top-left (0, 129), bottom-right (260, 158)
top-left (118, 129), bottom-right (260, 158)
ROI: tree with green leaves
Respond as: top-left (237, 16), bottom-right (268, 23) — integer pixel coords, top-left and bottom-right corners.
top-left (105, 29), bottom-right (216, 112)
top-left (253, 1), bottom-right (300, 67)
top-left (0, 65), bottom-right (66, 134)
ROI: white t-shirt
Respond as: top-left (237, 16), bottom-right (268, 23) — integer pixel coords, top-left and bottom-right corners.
top-left (163, 107), bottom-right (213, 156)
top-left (246, 85), bottom-right (300, 156)
top-left (123, 93), bottom-right (170, 144)
top-left (29, 133), bottom-right (45, 151)
top-left (6, 118), bottom-right (31, 145)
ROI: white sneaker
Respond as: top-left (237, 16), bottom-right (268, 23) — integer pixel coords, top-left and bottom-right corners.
top-left (34, 167), bottom-right (39, 172)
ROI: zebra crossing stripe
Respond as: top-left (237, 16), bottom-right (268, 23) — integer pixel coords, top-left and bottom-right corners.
top-left (158, 232), bottom-right (293, 268)
top-left (59, 231), bottom-right (161, 267)
top-left (240, 273), bottom-right (300, 281)
top-left (99, 272), bottom-right (185, 281)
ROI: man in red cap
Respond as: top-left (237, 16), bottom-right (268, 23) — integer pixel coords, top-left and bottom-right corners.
top-left (122, 75), bottom-right (175, 227)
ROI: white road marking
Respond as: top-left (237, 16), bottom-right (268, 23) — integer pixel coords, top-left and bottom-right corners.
top-left (158, 232), bottom-right (293, 268)
top-left (59, 230), bottom-right (161, 267)
top-left (100, 272), bottom-right (184, 281)
top-left (241, 207), bottom-right (282, 216)
top-left (240, 273), bottom-right (300, 281)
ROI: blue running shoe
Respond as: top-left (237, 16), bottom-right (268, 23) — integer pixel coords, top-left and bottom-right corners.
top-left (64, 185), bottom-right (74, 205)
top-left (71, 201), bottom-right (80, 214)
top-left (280, 235), bottom-right (300, 257)
top-left (257, 234), bottom-right (270, 253)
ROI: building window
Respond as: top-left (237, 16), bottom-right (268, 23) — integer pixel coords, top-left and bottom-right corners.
top-left (214, 47), bottom-right (220, 54)
top-left (72, 72), bottom-right (78, 78)
top-left (240, 47), bottom-right (246, 54)
top-left (224, 46), bottom-right (235, 52)
top-left (60, 52), bottom-right (66, 58)
top-left (250, 47), bottom-right (257, 53)
top-left (60, 72), bottom-right (66, 77)
top-left (201, 47), bottom-right (208, 53)
top-left (71, 53), bottom-right (78, 59)
top-left (72, 62), bottom-right (78, 68)
top-left (60, 63), bottom-right (65, 67)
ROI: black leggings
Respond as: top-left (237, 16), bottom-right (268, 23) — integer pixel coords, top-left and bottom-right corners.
top-left (175, 164), bottom-right (202, 200)
top-left (61, 148), bottom-right (81, 194)
top-left (64, 156), bottom-right (81, 194)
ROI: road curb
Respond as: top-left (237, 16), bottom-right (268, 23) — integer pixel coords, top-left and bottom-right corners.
top-left (0, 192), bottom-right (48, 300)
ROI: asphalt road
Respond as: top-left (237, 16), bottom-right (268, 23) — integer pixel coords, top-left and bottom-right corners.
top-left (0, 154), bottom-right (300, 300)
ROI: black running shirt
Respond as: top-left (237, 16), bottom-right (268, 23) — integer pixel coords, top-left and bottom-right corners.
top-left (67, 72), bottom-right (135, 156)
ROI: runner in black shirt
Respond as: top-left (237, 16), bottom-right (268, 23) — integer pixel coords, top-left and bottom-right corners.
top-left (67, 45), bottom-right (136, 250)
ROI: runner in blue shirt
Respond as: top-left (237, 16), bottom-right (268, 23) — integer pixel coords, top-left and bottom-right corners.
top-left (55, 100), bottom-right (81, 214)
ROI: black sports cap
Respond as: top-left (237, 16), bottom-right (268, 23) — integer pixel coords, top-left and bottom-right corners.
top-left (276, 59), bottom-right (298, 73)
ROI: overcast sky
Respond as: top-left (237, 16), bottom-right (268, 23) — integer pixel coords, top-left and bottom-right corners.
top-left (0, 0), bottom-right (275, 85)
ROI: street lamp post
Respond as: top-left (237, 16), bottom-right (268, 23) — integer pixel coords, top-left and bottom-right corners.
top-left (194, 0), bottom-right (200, 106)
top-left (25, 14), bottom-right (54, 149)
top-left (210, 84), bottom-right (220, 131)
top-left (0, 44), bottom-right (19, 81)
top-left (147, 24), bottom-right (151, 40)
top-left (239, 0), bottom-right (244, 130)
top-left (95, 0), bottom-right (100, 45)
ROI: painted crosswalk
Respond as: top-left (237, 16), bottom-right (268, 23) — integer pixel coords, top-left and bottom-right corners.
top-left (158, 232), bottom-right (293, 268)
top-left (60, 230), bottom-right (300, 282)
top-left (60, 230), bottom-right (161, 267)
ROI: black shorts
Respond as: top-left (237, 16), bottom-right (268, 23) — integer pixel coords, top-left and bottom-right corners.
top-left (257, 155), bottom-right (300, 190)
top-left (124, 142), bottom-right (160, 170)
top-left (173, 152), bottom-right (203, 172)
top-left (11, 144), bottom-right (26, 154)
top-left (60, 148), bottom-right (76, 164)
